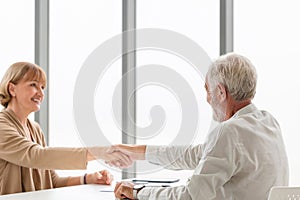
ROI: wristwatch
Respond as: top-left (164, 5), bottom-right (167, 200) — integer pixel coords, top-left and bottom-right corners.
top-left (133, 184), bottom-right (145, 200)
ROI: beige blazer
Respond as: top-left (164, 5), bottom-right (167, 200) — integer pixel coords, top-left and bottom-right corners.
top-left (0, 109), bottom-right (87, 195)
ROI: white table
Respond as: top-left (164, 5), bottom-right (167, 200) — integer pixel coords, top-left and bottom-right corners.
top-left (0, 184), bottom-right (115, 200)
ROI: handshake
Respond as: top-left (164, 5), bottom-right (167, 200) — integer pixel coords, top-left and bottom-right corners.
top-left (87, 144), bottom-right (146, 168)
top-left (86, 144), bottom-right (148, 199)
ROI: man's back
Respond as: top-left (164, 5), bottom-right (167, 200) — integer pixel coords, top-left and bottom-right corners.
top-left (195, 104), bottom-right (289, 199)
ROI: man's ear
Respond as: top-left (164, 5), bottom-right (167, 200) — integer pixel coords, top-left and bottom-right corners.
top-left (8, 82), bottom-right (16, 97)
top-left (217, 84), bottom-right (227, 102)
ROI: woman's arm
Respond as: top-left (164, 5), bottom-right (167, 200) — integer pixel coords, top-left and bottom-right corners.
top-left (65, 170), bottom-right (113, 186)
top-left (0, 121), bottom-right (131, 170)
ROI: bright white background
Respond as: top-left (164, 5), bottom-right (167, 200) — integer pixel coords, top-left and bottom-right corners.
top-left (135, 0), bottom-right (218, 180)
top-left (234, 0), bottom-right (300, 185)
top-left (49, 0), bottom-right (123, 179)
top-left (0, 0), bottom-right (35, 120)
top-left (0, 0), bottom-right (299, 185)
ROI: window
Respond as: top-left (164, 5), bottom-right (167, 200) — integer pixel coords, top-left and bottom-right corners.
top-left (0, 0), bottom-right (34, 116)
top-left (235, 0), bottom-right (300, 185)
top-left (49, 0), bottom-right (122, 178)
top-left (135, 0), bottom-right (219, 180)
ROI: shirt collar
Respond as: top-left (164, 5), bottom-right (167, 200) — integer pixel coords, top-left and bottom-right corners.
top-left (231, 103), bottom-right (257, 119)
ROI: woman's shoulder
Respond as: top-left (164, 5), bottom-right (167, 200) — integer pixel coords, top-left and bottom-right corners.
top-left (0, 109), bottom-right (14, 124)
top-left (0, 108), bottom-right (8, 117)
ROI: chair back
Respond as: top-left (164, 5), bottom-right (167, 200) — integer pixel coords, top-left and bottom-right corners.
top-left (268, 187), bottom-right (300, 200)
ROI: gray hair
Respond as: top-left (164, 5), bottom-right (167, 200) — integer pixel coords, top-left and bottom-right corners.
top-left (206, 53), bottom-right (257, 101)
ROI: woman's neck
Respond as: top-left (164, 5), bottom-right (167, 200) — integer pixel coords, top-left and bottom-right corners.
top-left (6, 105), bottom-right (29, 127)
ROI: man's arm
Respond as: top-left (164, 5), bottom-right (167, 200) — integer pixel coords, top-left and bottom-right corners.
top-left (111, 144), bottom-right (203, 170)
top-left (146, 145), bottom-right (202, 170)
top-left (114, 182), bottom-right (193, 200)
top-left (114, 127), bottom-right (238, 200)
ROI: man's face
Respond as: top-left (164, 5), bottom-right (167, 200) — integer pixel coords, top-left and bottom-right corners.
top-left (205, 78), bottom-right (225, 122)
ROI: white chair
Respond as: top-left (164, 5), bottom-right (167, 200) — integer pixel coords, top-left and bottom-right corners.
top-left (268, 186), bottom-right (300, 200)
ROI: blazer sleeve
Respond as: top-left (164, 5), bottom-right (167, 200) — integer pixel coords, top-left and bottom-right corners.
top-left (50, 170), bottom-right (70, 188)
top-left (0, 118), bottom-right (88, 170)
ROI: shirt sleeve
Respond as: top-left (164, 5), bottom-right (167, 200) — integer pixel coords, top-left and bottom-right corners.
top-left (146, 145), bottom-right (203, 170)
top-left (0, 119), bottom-right (88, 170)
top-left (141, 125), bottom-right (238, 200)
top-left (186, 125), bottom-right (238, 199)
top-left (134, 145), bottom-right (203, 199)
top-left (138, 185), bottom-right (192, 200)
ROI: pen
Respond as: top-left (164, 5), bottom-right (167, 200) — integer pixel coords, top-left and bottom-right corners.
top-left (99, 189), bottom-right (114, 192)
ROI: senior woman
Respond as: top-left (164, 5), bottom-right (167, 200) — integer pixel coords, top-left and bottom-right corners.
top-left (0, 62), bottom-right (131, 195)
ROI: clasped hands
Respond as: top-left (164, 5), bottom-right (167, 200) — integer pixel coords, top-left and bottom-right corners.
top-left (88, 144), bottom-right (146, 199)
top-left (106, 144), bottom-right (146, 168)
top-left (87, 144), bottom-right (144, 168)
top-left (105, 144), bottom-right (147, 200)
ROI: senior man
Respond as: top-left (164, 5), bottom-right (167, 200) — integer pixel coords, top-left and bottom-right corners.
top-left (113, 53), bottom-right (289, 200)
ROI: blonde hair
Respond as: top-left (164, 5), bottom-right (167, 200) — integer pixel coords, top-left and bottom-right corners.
top-left (0, 62), bottom-right (47, 107)
top-left (207, 53), bottom-right (257, 101)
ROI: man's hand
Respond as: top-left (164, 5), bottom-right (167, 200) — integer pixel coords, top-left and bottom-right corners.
top-left (114, 181), bottom-right (135, 200)
top-left (106, 144), bottom-right (146, 168)
top-left (87, 146), bottom-right (133, 168)
top-left (86, 170), bottom-right (113, 185)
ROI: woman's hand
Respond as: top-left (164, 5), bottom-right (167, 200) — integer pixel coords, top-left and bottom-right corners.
top-left (109, 144), bottom-right (146, 161)
top-left (86, 170), bottom-right (113, 185)
top-left (87, 146), bottom-right (133, 168)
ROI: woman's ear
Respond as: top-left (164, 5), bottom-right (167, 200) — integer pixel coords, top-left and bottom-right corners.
top-left (8, 82), bottom-right (16, 97)
top-left (217, 84), bottom-right (227, 102)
